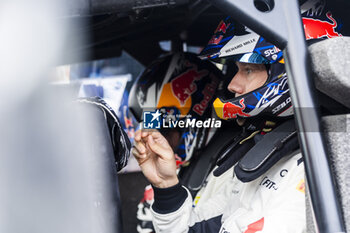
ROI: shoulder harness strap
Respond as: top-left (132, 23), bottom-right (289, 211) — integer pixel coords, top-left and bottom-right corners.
top-left (235, 119), bottom-right (299, 182)
top-left (182, 123), bottom-right (240, 192)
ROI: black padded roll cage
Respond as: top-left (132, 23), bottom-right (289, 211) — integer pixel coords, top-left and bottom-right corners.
top-left (205, 0), bottom-right (344, 232)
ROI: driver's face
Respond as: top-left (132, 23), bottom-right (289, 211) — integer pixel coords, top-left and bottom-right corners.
top-left (227, 62), bottom-right (268, 97)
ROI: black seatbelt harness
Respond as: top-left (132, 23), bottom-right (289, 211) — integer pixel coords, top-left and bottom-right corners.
top-left (184, 119), bottom-right (299, 193)
top-left (234, 119), bottom-right (299, 182)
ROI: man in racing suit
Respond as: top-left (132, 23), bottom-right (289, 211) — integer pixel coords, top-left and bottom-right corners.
top-left (128, 52), bottom-right (223, 232)
top-left (132, 1), bottom-right (343, 232)
top-left (133, 63), bottom-right (305, 233)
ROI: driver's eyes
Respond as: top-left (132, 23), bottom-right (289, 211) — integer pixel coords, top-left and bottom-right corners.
top-left (245, 68), bottom-right (252, 75)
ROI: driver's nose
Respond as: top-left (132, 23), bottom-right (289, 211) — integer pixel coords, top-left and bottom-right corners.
top-left (227, 72), bottom-right (245, 97)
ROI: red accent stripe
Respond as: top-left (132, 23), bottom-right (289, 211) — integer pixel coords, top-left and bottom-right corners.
top-left (244, 217), bottom-right (264, 233)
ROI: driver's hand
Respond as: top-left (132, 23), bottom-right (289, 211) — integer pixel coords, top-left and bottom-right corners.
top-left (132, 129), bottom-right (179, 188)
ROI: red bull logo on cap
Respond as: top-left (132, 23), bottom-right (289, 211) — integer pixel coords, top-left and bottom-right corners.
top-left (223, 99), bottom-right (251, 119)
top-left (303, 12), bottom-right (342, 40)
top-left (171, 65), bottom-right (208, 106)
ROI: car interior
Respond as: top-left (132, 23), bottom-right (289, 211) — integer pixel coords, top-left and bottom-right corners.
top-left (1, 0), bottom-right (350, 233)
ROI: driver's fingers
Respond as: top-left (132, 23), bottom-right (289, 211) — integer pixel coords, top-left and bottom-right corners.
top-left (131, 146), bottom-right (139, 157)
top-left (131, 145), bottom-right (146, 160)
top-left (150, 130), bottom-right (163, 140)
top-left (147, 134), bottom-right (171, 158)
top-left (133, 140), bottom-right (146, 155)
top-left (135, 129), bottom-right (142, 141)
top-left (141, 129), bottom-right (157, 139)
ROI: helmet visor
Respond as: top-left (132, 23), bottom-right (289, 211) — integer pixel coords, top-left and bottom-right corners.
top-left (227, 52), bottom-right (270, 64)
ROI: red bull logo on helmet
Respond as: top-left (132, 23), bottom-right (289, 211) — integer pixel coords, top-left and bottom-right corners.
top-left (208, 20), bottom-right (231, 45)
top-left (223, 99), bottom-right (251, 119)
top-left (171, 64), bottom-right (208, 106)
top-left (193, 74), bottom-right (219, 116)
top-left (303, 12), bottom-right (342, 40)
